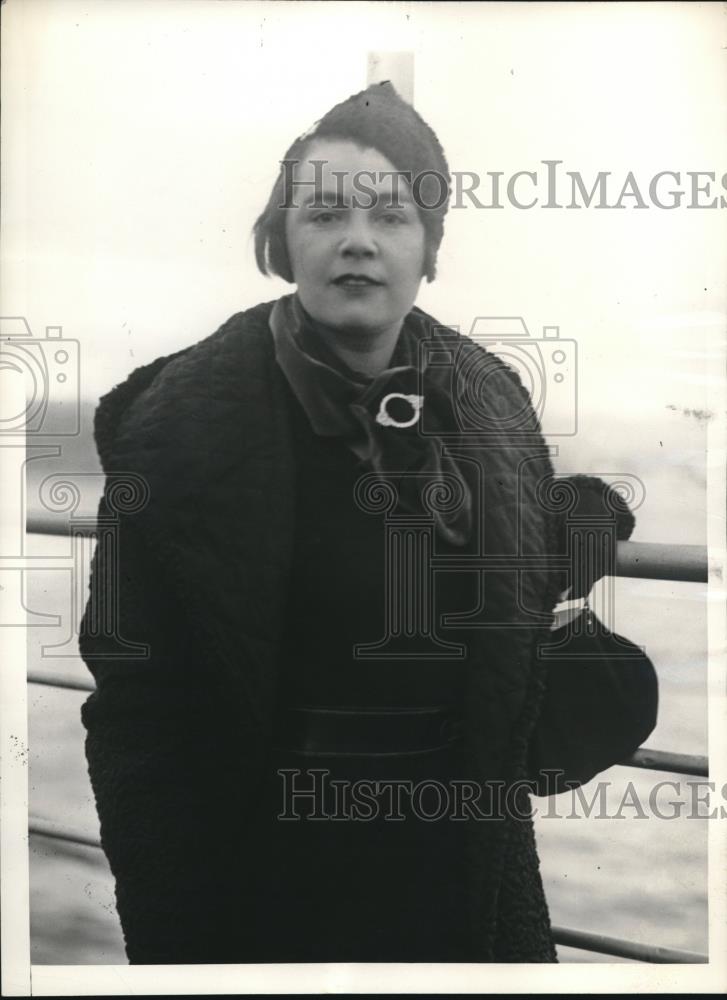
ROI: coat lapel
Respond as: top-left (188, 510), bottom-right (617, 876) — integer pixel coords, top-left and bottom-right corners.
top-left (94, 302), bottom-right (296, 731)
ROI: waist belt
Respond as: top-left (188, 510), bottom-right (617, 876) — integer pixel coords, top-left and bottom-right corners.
top-left (272, 706), bottom-right (465, 757)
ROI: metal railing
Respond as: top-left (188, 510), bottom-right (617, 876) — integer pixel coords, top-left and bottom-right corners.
top-left (25, 514), bottom-right (710, 584)
top-left (550, 925), bottom-right (707, 965)
top-left (26, 528), bottom-right (710, 964)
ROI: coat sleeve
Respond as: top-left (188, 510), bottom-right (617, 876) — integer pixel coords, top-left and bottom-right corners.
top-left (79, 498), bottom-right (267, 963)
top-left (527, 612), bottom-right (659, 796)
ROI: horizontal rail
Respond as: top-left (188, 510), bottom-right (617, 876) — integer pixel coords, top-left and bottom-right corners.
top-left (551, 924), bottom-right (707, 964)
top-left (28, 669), bottom-right (95, 693)
top-left (27, 674), bottom-right (709, 778)
top-left (27, 673), bottom-right (710, 777)
top-left (27, 514), bottom-right (98, 536)
top-left (614, 541), bottom-right (708, 584)
top-left (26, 519), bottom-right (709, 584)
top-left (622, 748), bottom-right (708, 777)
top-left (27, 818), bottom-right (709, 963)
top-left (30, 816), bottom-right (103, 850)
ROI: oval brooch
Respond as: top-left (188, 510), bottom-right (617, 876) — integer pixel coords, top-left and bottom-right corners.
top-left (375, 392), bottom-right (425, 429)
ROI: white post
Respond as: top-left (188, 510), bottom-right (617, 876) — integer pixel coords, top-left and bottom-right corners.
top-left (367, 52), bottom-right (414, 104)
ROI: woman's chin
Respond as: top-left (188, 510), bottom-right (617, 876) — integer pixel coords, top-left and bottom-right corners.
top-left (315, 304), bottom-right (397, 339)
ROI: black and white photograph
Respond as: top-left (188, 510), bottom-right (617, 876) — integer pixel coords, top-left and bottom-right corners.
top-left (1, 0), bottom-right (725, 994)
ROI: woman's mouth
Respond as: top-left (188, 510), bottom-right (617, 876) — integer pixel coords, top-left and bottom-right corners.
top-left (331, 274), bottom-right (384, 288)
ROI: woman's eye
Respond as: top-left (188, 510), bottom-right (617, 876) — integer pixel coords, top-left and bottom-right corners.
top-left (312, 211), bottom-right (340, 224)
top-left (379, 212), bottom-right (406, 226)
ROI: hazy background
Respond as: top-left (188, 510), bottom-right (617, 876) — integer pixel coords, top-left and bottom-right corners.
top-left (2, 0), bottom-right (724, 966)
top-left (4, 0), bottom-right (724, 536)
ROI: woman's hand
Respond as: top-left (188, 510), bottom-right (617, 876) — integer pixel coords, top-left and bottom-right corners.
top-left (551, 473), bottom-right (637, 602)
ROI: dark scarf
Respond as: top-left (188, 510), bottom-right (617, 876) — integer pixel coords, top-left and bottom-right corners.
top-left (269, 293), bottom-right (473, 546)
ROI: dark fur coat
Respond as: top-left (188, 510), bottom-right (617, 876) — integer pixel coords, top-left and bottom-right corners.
top-left (79, 299), bottom-right (657, 963)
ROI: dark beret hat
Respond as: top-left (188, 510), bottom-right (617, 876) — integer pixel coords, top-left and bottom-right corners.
top-left (308, 81), bottom-right (451, 209)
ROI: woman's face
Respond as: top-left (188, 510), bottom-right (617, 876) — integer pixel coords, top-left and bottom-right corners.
top-left (284, 138), bottom-right (427, 340)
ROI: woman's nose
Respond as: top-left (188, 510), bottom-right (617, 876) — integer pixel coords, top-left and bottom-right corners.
top-left (338, 212), bottom-right (377, 257)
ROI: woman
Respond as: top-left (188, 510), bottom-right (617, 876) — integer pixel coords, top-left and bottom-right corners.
top-left (79, 82), bottom-right (658, 964)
